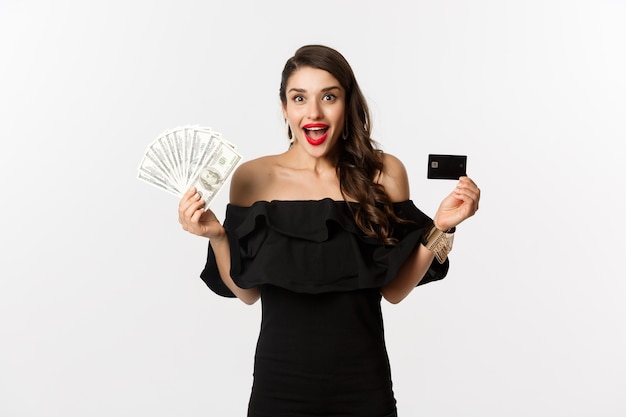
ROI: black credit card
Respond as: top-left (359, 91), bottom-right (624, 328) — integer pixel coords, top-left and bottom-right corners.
top-left (427, 154), bottom-right (467, 180)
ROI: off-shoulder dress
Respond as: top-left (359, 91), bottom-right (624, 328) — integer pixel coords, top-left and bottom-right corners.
top-left (201, 199), bottom-right (448, 417)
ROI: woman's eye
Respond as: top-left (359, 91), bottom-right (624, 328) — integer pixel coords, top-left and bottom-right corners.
top-left (293, 95), bottom-right (304, 103)
top-left (323, 94), bottom-right (336, 101)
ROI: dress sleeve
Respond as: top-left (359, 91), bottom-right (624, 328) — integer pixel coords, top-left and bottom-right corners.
top-left (391, 200), bottom-right (449, 286)
top-left (200, 243), bottom-right (236, 298)
top-left (382, 200), bottom-right (450, 286)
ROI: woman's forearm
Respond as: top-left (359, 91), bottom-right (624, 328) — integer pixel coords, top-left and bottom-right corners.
top-left (380, 244), bottom-right (435, 304)
top-left (210, 235), bottom-right (260, 305)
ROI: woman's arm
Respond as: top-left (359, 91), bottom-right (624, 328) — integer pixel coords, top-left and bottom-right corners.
top-left (376, 153), bottom-right (435, 303)
top-left (381, 244), bottom-right (436, 304)
top-left (377, 154), bottom-right (480, 304)
top-left (178, 183), bottom-right (260, 305)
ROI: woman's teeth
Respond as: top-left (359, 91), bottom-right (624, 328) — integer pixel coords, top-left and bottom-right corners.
top-left (305, 127), bottom-right (328, 139)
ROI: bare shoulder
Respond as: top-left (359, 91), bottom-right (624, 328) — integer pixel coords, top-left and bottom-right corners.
top-left (229, 154), bottom-right (278, 206)
top-left (378, 152), bottom-right (410, 202)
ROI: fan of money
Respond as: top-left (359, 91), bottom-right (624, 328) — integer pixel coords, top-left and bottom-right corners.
top-left (137, 125), bottom-right (242, 208)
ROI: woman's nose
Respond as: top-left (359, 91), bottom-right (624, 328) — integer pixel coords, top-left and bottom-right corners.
top-left (307, 101), bottom-right (322, 119)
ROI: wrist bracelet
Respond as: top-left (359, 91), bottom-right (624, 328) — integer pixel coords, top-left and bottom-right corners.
top-left (421, 224), bottom-right (455, 264)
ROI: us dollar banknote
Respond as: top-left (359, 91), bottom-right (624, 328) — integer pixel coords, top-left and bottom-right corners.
top-left (137, 125), bottom-right (241, 207)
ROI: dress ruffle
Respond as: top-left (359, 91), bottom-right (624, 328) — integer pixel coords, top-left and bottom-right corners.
top-left (200, 199), bottom-right (449, 297)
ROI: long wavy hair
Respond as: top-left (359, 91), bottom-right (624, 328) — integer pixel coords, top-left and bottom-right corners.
top-left (279, 45), bottom-right (402, 245)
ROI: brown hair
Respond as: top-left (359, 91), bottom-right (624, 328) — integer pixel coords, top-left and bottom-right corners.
top-left (279, 45), bottom-right (402, 245)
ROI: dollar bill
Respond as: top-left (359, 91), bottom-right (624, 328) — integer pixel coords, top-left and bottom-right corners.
top-left (193, 139), bottom-right (241, 208)
top-left (137, 125), bottom-right (242, 207)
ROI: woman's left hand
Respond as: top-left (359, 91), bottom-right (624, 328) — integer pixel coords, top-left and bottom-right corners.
top-left (433, 176), bottom-right (481, 231)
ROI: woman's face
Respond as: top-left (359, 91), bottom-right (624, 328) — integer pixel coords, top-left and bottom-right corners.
top-left (282, 66), bottom-right (346, 155)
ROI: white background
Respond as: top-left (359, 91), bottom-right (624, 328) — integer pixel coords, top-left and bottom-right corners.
top-left (1, 1), bottom-right (625, 416)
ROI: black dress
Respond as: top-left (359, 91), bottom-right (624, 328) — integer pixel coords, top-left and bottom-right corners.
top-left (201, 199), bottom-right (448, 417)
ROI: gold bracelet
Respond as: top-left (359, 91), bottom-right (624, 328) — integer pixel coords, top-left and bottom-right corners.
top-left (421, 224), bottom-right (455, 264)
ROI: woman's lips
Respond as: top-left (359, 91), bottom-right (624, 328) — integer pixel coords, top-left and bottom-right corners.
top-left (303, 124), bottom-right (329, 146)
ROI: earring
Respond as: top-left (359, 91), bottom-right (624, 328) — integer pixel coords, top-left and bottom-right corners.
top-left (342, 121), bottom-right (349, 141)
top-left (286, 120), bottom-right (294, 145)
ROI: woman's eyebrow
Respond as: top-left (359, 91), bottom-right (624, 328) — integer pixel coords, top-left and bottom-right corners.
top-left (287, 86), bottom-right (342, 93)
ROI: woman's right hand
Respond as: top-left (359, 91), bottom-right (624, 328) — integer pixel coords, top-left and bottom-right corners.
top-left (178, 187), bottom-right (225, 239)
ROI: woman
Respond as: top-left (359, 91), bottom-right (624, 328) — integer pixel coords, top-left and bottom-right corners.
top-left (178, 45), bottom-right (480, 416)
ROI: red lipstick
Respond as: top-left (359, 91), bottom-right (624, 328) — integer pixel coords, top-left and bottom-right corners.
top-left (303, 123), bottom-right (329, 146)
